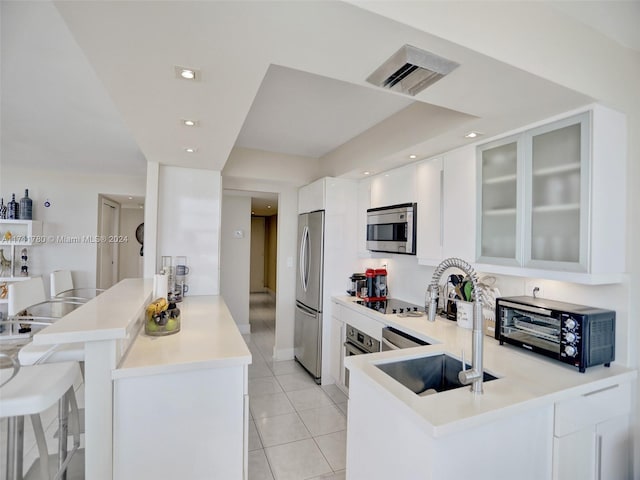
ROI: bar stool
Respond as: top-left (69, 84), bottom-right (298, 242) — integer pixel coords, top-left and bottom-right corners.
top-left (0, 353), bottom-right (81, 480)
top-left (50, 270), bottom-right (104, 302)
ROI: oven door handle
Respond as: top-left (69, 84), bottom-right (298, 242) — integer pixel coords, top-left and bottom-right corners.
top-left (344, 342), bottom-right (368, 355)
top-left (381, 337), bottom-right (400, 351)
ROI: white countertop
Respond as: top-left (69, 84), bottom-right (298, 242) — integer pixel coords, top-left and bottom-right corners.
top-left (335, 295), bottom-right (637, 437)
top-left (33, 278), bottom-right (153, 345)
top-left (113, 295), bottom-right (252, 379)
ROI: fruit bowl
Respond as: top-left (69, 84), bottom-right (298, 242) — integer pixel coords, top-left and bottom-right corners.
top-left (145, 302), bottom-right (181, 336)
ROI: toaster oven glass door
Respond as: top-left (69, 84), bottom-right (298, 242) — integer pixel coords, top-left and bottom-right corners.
top-left (499, 302), bottom-right (561, 354)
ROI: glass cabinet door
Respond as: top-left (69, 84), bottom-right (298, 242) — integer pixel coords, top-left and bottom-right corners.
top-left (477, 137), bottom-right (521, 264)
top-left (527, 113), bottom-right (589, 268)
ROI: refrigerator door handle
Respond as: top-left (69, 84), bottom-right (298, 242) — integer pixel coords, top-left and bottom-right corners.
top-left (299, 225), bottom-right (310, 292)
top-left (296, 303), bottom-right (317, 317)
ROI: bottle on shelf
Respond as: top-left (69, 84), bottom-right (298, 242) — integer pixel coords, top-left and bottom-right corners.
top-left (19, 189), bottom-right (33, 220)
top-left (0, 198), bottom-right (6, 219)
top-left (7, 194), bottom-right (18, 219)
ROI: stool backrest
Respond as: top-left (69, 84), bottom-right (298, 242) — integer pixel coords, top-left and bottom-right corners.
top-left (50, 270), bottom-right (74, 297)
top-left (8, 277), bottom-right (47, 316)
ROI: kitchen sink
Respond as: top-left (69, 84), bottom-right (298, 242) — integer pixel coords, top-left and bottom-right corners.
top-left (376, 353), bottom-right (497, 395)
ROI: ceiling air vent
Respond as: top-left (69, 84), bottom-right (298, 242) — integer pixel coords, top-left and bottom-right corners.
top-left (366, 45), bottom-right (459, 96)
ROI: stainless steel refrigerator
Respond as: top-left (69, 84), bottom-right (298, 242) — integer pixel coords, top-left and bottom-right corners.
top-left (294, 210), bottom-right (325, 383)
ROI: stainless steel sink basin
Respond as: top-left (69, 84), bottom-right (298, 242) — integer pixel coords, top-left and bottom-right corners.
top-left (376, 353), bottom-right (497, 395)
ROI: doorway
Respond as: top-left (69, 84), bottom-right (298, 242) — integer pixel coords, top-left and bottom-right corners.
top-left (96, 194), bottom-right (145, 289)
top-left (96, 195), bottom-right (120, 289)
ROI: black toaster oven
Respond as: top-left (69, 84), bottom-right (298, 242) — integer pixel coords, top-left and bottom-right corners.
top-left (495, 296), bottom-right (615, 373)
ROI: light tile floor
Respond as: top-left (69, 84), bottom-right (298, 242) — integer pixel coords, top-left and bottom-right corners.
top-left (245, 292), bottom-right (348, 480)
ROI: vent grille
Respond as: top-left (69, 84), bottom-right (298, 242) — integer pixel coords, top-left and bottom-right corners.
top-left (367, 45), bottom-right (459, 96)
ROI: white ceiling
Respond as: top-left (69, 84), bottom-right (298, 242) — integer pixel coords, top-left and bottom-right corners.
top-left (1, 1), bottom-right (637, 183)
top-left (235, 65), bottom-right (413, 158)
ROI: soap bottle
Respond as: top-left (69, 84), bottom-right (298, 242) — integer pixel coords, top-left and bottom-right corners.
top-left (7, 194), bottom-right (18, 219)
top-left (19, 189), bottom-right (32, 220)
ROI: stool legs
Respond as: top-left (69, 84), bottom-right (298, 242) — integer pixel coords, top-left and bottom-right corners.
top-left (5, 416), bottom-right (24, 480)
top-left (58, 393), bottom-right (68, 480)
top-left (4, 386), bottom-right (80, 480)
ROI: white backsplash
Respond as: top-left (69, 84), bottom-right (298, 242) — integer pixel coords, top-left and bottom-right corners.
top-left (357, 254), bottom-right (631, 366)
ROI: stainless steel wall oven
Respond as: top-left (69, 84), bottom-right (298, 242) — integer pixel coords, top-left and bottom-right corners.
top-left (344, 324), bottom-right (380, 389)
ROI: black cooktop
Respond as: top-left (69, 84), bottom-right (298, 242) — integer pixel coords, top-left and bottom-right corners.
top-left (356, 298), bottom-right (424, 315)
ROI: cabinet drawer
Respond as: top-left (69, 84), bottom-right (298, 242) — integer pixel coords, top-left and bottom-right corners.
top-left (342, 307), bottom-right (384, 341)
top-left (554, 382), bottom-right (630, 437)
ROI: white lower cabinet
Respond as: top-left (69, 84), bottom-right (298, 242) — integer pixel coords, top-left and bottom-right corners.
top-left (113, 365), bottom-right (248, 479)
top-left (329, 301), bottom-right (345, 387)
top-left (346, 368), bottom-right (553, 480)
top-left (552, 383), bottom-right (632, 480)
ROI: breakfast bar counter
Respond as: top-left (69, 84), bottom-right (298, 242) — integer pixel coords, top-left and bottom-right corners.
top-left (33, 279), bottom-right (252, 480)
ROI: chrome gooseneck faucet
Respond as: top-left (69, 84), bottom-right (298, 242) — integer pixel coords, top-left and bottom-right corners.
top-left (426, 257), bottom-right (485, 394)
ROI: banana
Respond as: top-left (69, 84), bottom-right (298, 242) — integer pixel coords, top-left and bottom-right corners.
top-left (146, 297), bottom-right (169, 316)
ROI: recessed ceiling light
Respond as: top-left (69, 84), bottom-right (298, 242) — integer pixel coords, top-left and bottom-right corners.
top-left (175, 66), bottom-right (200, 81)
top-left (465, 131), bottom-right (483, 138)
top-left (409, 154), bottom-right (417, 159)
top-left (182, 119), bottom-right (199, 127)
top-left (267, 205), bottom-right (272, 209)
top-left (184, 147), bottom-right (197, 153)
top-left (363, 171), bottom-right (371, 176)
top-left (128, 196), bottom-right (133, 200)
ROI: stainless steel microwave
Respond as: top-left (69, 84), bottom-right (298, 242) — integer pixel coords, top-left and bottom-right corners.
top-left (366, 203), bottom-right (417, 255)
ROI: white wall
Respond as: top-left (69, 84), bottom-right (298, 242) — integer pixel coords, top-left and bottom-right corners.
top-left (220, 195), bottom-right (251, 333)
top-left (0, 165), bottom-right (145, 293)
top-left (118, 206), bottom-right (144, 280)
top-left (157, 166), bottom-right (221, 296)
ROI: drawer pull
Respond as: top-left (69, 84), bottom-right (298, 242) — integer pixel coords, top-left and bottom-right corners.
top-left (582, 384), bottom-right (618, 397)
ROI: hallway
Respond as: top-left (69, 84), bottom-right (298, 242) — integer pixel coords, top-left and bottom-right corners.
top-left (244, 293), bottom-right (347, 480)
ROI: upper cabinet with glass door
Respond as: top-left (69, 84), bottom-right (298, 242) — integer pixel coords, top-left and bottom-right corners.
top-left (475, 105), bottom-right (626, 284)
top-left (477, 136), bottom-right (522, 266)
top-left (526, 114), bottom-right (589, 270)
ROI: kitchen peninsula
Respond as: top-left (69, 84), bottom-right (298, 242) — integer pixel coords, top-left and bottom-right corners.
top-left (32, 278), bottom-right (251, 480)
top-left (335, 296), bottom-right (636, 480)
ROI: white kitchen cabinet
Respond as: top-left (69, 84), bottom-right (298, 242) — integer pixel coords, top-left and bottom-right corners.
top-left (416, 157), bottom-right (442, 263)
top-left (298, 177), bottom-right (326, 214)
top-left (347, 366), bottom-right (554, 480)
top-left (369, 163), bottom-right (417, 209)
top-left (114, 364), bottom-right (248, 480)
top-left (552, 382), bottom-right (632, 480)
top-left (441, 146), bottom-right (476, 261)
top-left (357, 177), bottom-right (371, 258)
top-left (329, 301), bottom-right (346, 389)
top-left (475, 105), bottom-right (626, 283)
top-left (416, 146), bottom-right (476, 266)
top-left (476, 135), bottom-right (522, 265)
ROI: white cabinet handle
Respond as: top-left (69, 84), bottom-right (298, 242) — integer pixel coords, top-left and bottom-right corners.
top-left (595, 434), bottom-right (603, 480)
top-left (582, 384), bottom-right (618, 397)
